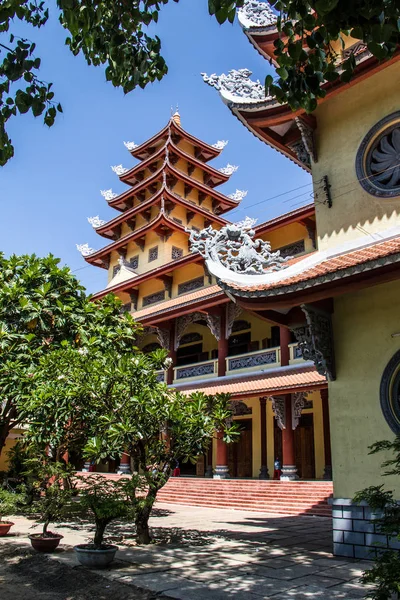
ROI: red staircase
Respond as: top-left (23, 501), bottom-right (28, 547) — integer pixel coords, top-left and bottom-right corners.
top-left (156, 479), bottom-right (333, 517)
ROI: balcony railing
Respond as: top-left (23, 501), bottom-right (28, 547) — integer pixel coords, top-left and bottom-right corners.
top-left (155, 370), bottom-right (167, 383)
top-left (226, 347), bottom-right (280, 374)
top-left (289, 343), bottom-right (304, 364)
top-left (173, 359), bottom-right (218, 382)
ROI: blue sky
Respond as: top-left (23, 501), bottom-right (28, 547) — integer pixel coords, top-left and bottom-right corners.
top-left (1, 0), bottom-right (311, 293)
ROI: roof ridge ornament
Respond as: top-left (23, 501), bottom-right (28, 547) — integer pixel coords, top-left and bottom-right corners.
top-left (212, 140), bottom-right (229, 150)
top-left (219, 163), bottom-right (239, 175)
top-left (189, 218), bottom-right (289, 275)
top-left (76, 243), bottom-right (96, 256)
top-left (100, 189), bottom-right (118, 202)
top-left (238, 0), bottom-right (277, 29)
top-left (87, 216), bottom-right (106, 228)
top-left (202, 69), bottom-right (266, 103)
top-left (111, 165), bottom-right (128, 176)
top-left (228, 189), bottom-right (248, 202)
top-left (124, 141), bottom-right (138, 151)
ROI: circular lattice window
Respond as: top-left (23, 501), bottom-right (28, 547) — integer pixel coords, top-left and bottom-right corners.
top-left (380, 349), bottom-right (400, 434)
top-left (356, 112), bottom-right (400, 198)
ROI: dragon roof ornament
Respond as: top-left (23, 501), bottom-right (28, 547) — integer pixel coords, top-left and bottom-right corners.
top-left (212, 140), bottom-right (229, 150)
top-left (87, 216), bottom-right (106, 228)
top-left (202, 69), bottom-right (266, 104)
top-left (124, 141), bottom-right (138, 150)
top-left (76, 243), bottom-right (96, 257)
top-left (101, 189), bottom-right (118, 201)
top-left (111, 165), bottom-right (128, 176)
top-left (189, 217), bottom-right (289, 275)
top-left (219, 163), bottom-right (239, 175)
top-left (228, 189), bottom-right (248, 202)
top-left (238, 0), bottom-right (277, 29)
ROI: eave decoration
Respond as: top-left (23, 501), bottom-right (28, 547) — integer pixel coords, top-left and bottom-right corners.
top-left (175, 312), bottom-right (221, 350)
top-left (291, 305), bottom-right (336, 381)
top-left (202, 69), bottom-right (266, 103)
top-left (189, 217), bottom-right (289, 275)
top-left (88, 216), bottom-right (106, 228)
top-left (76, 243), bottom-right (96, 256)
top-left (292, 392), bottom-right (308, 430)
top-left (238, 0), bottom-right (277, 29)
top-left (271, 396), bottom-right (286, 430)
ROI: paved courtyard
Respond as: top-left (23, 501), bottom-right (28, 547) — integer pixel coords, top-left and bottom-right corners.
top-left (1, 503), bottom-right (372, 599)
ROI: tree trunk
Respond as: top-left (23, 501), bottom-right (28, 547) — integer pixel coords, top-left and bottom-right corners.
top-left (43, 519), bottom-right (50, 536)
top-left (135, 493), bottom-right (156, 544)
top-left (94, 520), bottom-right (107, 549)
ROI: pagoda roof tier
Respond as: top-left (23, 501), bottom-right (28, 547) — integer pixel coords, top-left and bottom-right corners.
top-left (237, 0), bottom-right (278, 63)
top-left (96, 186), bottom-right (229, 240)
top-left (91, 252), bottom-right (204, 300)
top-left (109, 162), bottom-right (240, 214)
top-left (84, 212), bottom-right (188, 268)
top-left (203, 50), bottom-right (400, 171)
top-left (120, 139), bottom-right (229, 188)
top-left (129, 117), bottom-right (222, 163)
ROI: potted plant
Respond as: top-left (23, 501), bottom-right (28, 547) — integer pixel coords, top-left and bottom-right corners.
top-left (0, 488), bottom-right (19, 536)
top-left (25, 459), bottom-right (73, 552)
top-left (73, 474), bottom-right (131, 568)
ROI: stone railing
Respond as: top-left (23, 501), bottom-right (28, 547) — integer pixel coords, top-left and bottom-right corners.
top-left (289, 343), bottom-right (304, 364)
top-left (173, 359), bottom-right (218, 381)
top-left (155, 370), bottom-right (167, 383)
top-left (226, 347), bottom-right (280, 374)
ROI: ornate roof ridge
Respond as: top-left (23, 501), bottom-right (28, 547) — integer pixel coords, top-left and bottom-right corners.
top-left (237, 0), bottom-right (278, 31)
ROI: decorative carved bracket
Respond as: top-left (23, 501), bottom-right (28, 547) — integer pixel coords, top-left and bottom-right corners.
top-left (140, 326), bottom-right (170, 350)
top-left (226, 302), bottom-right (242, 339)
top-left (129, 290), bottom-right (138, 311)
top-left (270, 396), bottom-right (286, 430)
top-left (295, 117), bottom-right (317, 163)
top-left (175, 312), bottom-right (221, 350)
top-left (291, 305), bottom-right (336, 381)
top-left (292, 392), bottom-right (308, 430)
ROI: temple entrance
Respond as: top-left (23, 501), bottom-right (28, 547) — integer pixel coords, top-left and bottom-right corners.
top-left (294, 414), bottom-right (315, 479)
top-left (228, 419), bottom-right (252, 478)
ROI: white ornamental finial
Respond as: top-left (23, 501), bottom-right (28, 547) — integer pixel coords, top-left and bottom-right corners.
top-left (238, 0), bottom-right (278, 29)
top-left (111, 165), bottom-right (128, 176)
top-left (202, 69), bottom-right (265, 103)
top-left (87, 216), bottom-right (106, 228)
top-left (101, 189), bottom-right (118, 202)
top-left (76, 243), bottom-right (96, 257)
top-left (189, 219), bottom-right (289, 275)
top-left (124, 141), bottom-right (138, 151)
top-left (228, 190), bottom-right (248, 202)
top-left (219, 164), bottom-right (239, 176)
top-left (212, 140), bottom-right (229, 150)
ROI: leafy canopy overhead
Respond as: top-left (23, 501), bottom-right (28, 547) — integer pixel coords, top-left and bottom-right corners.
top-left (1, 0), bottom-right (399, 165)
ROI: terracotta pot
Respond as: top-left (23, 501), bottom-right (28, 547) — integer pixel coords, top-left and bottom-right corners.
top-left (29, 532), bottom-right (63, 552)
top-left (74, 544), bottom-right (118, 568)
top-left (0, 522), bottom-right (14, 536)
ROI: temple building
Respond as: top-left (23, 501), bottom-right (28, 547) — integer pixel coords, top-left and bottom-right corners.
top-left (78, 110), bottom-right (333, 509)
top-left (198, 0), bottom-right (400, 558)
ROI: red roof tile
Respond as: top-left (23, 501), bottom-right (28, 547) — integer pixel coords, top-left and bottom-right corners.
top-left (132, 285), bottom-right (224, 321)
top-left (176, 365), bottom-right (326, 398)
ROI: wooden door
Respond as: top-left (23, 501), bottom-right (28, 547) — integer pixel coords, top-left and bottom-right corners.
top-left (228, 419), bottom-right (253, 478)
top-left (294, 414), bottom-right (316, 479)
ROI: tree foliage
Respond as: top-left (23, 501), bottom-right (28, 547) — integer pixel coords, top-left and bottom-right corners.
top-left (353, 436), bottom-right (400, 599)
top-left (29, 345), bottom-right (239, 543)
top-left (0, 253), bottom-right (138, 457)
top-left (1, 0), bottom-right (399, 164)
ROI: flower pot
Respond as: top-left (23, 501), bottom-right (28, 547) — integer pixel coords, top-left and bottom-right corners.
top-left (0, 522), bottom-right (14, 536)
top-left (29, 532), bottom-right (64, 552)
top-left (74, 544), bottom-right (118, 568)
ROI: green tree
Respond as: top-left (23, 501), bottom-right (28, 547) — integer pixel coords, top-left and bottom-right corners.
top-left (0, 253), bottom-right (138, 457)
top-left (29, 346), bottom-right (239, 544)
top-left (353, 437), bottom-right (400, 599)
top-left (3, 1), bottom-right (398, 166)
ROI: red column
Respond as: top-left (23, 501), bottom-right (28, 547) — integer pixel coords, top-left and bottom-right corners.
top-left (218, 308), bottom-right (228, 377)
top-left (214, 430), bottom-right (229, 479)
top-left (320, 388), bottom-right (332, 480)
top-left (167, 327), bottom-right (176, 385)
top-left (259, 397), bottom-right (269, 479)
top-left (280, 326), bottom-right (291, 367)
top-left (281, 394), bottom-right (299, 480)
top-left (118, 449), bottom-right (131, 474)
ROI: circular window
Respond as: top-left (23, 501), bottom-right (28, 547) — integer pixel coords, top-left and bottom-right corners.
top-left (380, 349), bottom-right (400, 434)
top-left (356, 111), bottom-right (400, 198)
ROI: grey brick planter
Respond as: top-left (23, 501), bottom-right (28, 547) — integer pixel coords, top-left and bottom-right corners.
top-left (331, 498), bottom-right (399, 559)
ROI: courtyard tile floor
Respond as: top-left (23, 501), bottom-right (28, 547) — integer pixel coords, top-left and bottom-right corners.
top-left (2, 503), bottom-right (372, 599)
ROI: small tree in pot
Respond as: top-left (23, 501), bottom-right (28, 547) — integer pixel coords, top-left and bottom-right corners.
top-left (25, 458), bottom-right (74, 552)
top-left (0, 487), bottom-right (22, 536)
top-left (73, 474), bottom-right (133, 568)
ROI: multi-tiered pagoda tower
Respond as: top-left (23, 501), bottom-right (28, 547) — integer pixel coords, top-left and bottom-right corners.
top-left (78, 112), bottom-right (243, 309)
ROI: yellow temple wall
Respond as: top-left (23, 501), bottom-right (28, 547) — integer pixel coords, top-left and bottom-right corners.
top-left (0, 429), bottom-right (23, 472)
top-left (330, 278), bottom-right (400, 498)
top-left (262, 222), bottom-right (312, 253)
top-left (313, 59), bottom-right (400, 251)
top-left (179, 140), bottom-right (194, 156)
